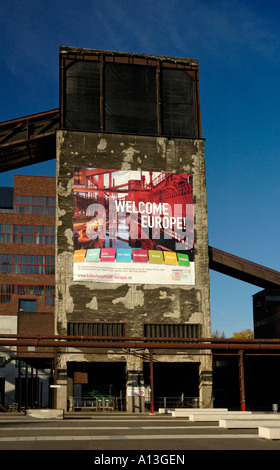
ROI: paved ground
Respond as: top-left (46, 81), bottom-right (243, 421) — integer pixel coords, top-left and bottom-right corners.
top-left (0, 413), bottom-right (279, 453)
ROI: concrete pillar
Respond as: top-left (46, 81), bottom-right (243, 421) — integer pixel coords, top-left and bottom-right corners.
top-left (126, 354), bottom-right (145, 413)
top-left (56, 368), bottom-right (68, 412)
top-left (67, 375), bottom-right (74, 411)
top-left (199, 357), bottom-right (213, 408)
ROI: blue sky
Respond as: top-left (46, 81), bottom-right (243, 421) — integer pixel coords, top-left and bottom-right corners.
top-left (0, 0), bottom-right (279, 336)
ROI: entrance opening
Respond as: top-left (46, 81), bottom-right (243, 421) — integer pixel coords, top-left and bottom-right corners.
top-left (144, 361), bottom-right (199, 410)
top-left (67, 362), bottom-right (127, 412)
top-left (213, 357), bottom-right (240, 409)
top-left (245, 356), bottom-right (280, 411)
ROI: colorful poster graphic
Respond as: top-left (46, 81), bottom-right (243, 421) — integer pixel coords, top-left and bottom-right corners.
top-left (73, 168), bottom-right (194, 285)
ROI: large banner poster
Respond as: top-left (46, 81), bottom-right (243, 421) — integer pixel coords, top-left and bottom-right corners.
top-left (73, 168), bottom-right (195, 285)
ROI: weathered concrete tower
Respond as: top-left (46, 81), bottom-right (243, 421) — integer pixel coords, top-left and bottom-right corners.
top-left (55, 47), bottom-right (212, 412)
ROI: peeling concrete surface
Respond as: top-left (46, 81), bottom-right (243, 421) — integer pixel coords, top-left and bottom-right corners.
top-left (112, 286), bottom-right (145, 309)
top-left (86, 296), bottom-right (98, 310)
top-left (55, 130), bottom-right (212, 407)
top-left (56, 131), bottom-right (210, 333)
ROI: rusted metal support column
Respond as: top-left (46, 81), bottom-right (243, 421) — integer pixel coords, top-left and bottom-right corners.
top-left (156, 60), bottom-right (162, 135)
top-left (149, 350), bottom-right (154, 414)
top-left (25, 362), bottom-right (28, 410)
top-left (100, 54), bottom-right (104, 131)
top-left (238, 350), bottom-right (246, 411)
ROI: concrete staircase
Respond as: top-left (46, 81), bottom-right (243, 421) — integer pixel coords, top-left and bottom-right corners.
top-left (160, 408), bottom-right (280, 440)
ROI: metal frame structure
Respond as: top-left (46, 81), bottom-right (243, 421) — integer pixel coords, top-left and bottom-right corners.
top-left (0, 109), bottom-right (59, 172)
top-left (2, 334), bottom-right (280, 413)
top-left (59, 47), bottom-right (202, 139)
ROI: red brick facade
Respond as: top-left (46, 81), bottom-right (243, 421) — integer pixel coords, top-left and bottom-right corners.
top-left (0, 175), bottom-right (56, 317)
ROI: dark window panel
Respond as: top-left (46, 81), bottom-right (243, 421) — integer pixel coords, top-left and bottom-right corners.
top-left (65, 61), bottom-right (100, 131)
top-left (18, 299), bottom-right (37, 312)
top-left (105, 63), bottom-right (157, 135)
top-left (67, 323), bottom-right (126, 338)
top-left (144, 323), bottom-right (200, 339)
top-left (162, 69), bottom-right (196, 137)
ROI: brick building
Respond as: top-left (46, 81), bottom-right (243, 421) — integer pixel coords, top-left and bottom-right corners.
top-left (0, 175), bottom-right (56, 409)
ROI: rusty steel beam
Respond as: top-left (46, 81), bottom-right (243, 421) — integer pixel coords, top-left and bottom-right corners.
top-left (2, 334), bottom-right (280, 344)
top-left (1, 335), bottom-right (280, 350)
top-left (149, 351), bottom-right (155, 414)
top-left (0, 109), bottom-right (59, 143)
top-left (238, 350), bottom-right (246, 411)
top-left (0, 109), bottom-right (59, 172)
top-left (209, 246), bottom-right (280, 288)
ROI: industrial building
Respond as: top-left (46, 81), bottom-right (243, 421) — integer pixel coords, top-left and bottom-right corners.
top-left (55, 47), bottom-right (211, 412)
top-left (0, 46), bottom-right (280, 414)
top-left (253, 289), bottom-right (280, 339)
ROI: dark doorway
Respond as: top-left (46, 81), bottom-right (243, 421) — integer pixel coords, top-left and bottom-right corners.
top-left (15, 377), bottom-right (40, 409)
top-left (68, 362), bottom-right (127, 411)
top-left (0, 378), bottom-right (4, 406)
top-left (144, 361), bottom-right (199, 410)
top-left (213, 355), bottom-right (280, 411)
top-left (213, 357), bottom-right (240, 409)
top-left (245, 356), bottom-right (280, 411)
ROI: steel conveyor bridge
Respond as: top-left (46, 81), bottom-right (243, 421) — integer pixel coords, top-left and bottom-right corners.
top-left (208, 246), bottom-right (280, 289)
top-left (0, 109), bottom-right (59, 172)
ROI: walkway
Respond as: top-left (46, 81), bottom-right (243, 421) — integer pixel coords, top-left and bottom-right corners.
top-left (0, 413), bottom-right (279, 451)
